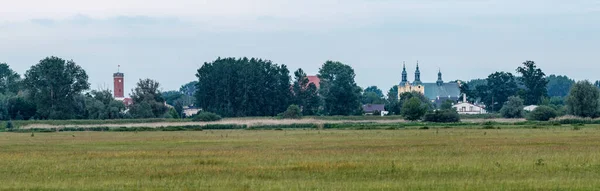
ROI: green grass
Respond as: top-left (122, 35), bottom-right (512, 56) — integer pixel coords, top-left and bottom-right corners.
top-left (2, 126), bottom-right (600, 190)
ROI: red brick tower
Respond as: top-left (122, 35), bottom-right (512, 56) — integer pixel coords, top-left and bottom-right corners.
top-left (113, 66), bottom-right (124, 99)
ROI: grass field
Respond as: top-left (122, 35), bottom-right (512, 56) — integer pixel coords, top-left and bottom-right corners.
top-left (2, 126), bottom-right (600, 190)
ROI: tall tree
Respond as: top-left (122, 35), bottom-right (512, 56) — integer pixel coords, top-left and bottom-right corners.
top-left (318, 61), bottom-right (362, 115)
top-left (292, 68), bottom-right (321, 115)
top-left (459, 79), bottom-right (486, 103)
top-left (476, 72), bottom-right (518, 112)
top-left (129, 79), bottom-right (168, 118)
top-left (516, 61), bottom-right (548, 105)
top-left (385, 86), bottom-right (401, 115)
top-left (361, 86), bottom-right (385, 104)
top-left (566, 81), bottom-right (600, 118)
top-left (162, 90), bottom-right (184, 106)
top-left (195, 57), bottom-right (292, 117)
top-left (23, 57), bottom-right (90, 119)
top-left (546, 75), bottom-right (574, 97)
top-left (180, 81), bottom-right (197, 96)
top-left (0, 63), bottom-right (21, 95)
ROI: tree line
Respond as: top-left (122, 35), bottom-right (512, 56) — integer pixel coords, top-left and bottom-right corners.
top-left (2, 57), bottom-right (599, 121)
top-left (0, 57), bottom-right (170, 120)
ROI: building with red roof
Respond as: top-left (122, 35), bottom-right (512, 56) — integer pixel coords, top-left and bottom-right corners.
top-left (307, 76), bottom-right (320, 89)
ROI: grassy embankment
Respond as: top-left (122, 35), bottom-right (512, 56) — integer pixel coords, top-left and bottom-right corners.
top-left (2, 126), bottom-right (600, 190)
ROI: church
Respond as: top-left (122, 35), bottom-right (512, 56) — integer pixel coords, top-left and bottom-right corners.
top-left (397, 62), bottom-right (461, 105)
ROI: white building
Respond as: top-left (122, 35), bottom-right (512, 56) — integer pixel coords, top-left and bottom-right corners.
top-left (452, 94), bottom-right (488, 114)
top-left (524, 105), bottom-right (538, 112)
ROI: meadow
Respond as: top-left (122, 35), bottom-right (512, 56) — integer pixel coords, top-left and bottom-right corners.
top-left (2, 125), bottom-right (600, 190)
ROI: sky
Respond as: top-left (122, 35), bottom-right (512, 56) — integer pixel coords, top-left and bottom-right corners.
top-left (1, 0), bottom-right (599, 94)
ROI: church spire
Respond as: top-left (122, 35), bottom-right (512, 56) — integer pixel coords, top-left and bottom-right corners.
top-left (436, 68), bottom-right (444, 86)
top-left (401, 61), bottom-right (408, 84)
top-left (413, 61), bottom-right (422, 85)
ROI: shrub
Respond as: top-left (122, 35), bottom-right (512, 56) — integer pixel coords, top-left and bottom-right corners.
top-left (401, 97), bottom-right (428, 121)
top-left (423, 110), bottom-right (460, 123)
top-left (500, 96), bottom-right (524, 118)
top-left (527, 106), bottom-right (558, 121)
top-left (5, 121), bottom-right (14, 129)
top-left (281, 105), bottom-right (302, 119)
top-left (192, 112), bottom-right (222, 122)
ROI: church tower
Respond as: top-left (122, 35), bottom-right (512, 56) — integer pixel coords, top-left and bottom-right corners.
top-left (400, 62), bottom-right (408, 84)
top-left (113, 66), bottom-right (124, 99)
top-left (413, 61), bottom-right (422, 85)
top-left (436, 69), bottom-right (444, 86)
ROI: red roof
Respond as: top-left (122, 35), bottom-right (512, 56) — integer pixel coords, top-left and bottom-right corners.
top-left (307, 76), bottom-right (320, 89)
top-left (123, 98), bottom-right (133, 106)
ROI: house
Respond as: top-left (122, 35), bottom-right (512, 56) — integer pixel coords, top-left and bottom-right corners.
top-left (307, 76), bottom-right (321, 89)
top-left (452, 94), bottom-right (487, 114)
top-left (362, 104), bottom-right (387, 116)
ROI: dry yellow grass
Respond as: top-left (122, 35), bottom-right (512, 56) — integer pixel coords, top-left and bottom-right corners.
top-left (1, 126), bottom-right (600, 190)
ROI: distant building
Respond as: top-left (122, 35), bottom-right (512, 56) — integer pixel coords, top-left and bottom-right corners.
top-left (397, 62), bottom-right (461, 102)
top-left (183, 106), bottom-right (201, 117)
top-left (524, 105), bottom-right (538, 112)
top-left (362, 104), bottom-right (386, 116)
top-left (307, 76), bottom-right (321, 89)
top-left (452, 94), bottom-right (487, 114)
top-left (113, 71), bottom-right (124, 99)
top-left (113, 66), bottom-right (133, 106)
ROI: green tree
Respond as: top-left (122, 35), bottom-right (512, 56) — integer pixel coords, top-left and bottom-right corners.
top-left (385, 86), bottom-right (401, 115)
top-left (180, 81), bottom-right (197, 96)
top-left (174, 101), bottom-right (184, 118)
top-left (318, 61), bottom-right (362, 115)
top-left (84, 90), bottom-right (126, 119)
top-left (566, 81), bottom-right (600, 118)
top-left (459, 79), bottom-right (486, 103)
top-left (129, 79), bottom-right (168, 118)
top-left (547, 75), bottom-right (574, 97)
top-left (7, 97), bottom-right (37, 120)
top-left (195, 57), bottom-right (292, 117)
top-left (401, 97), bottom-right (428, 121)
top-left (441, 100), bottom-right (454, 110)
top-left (292, 69), bottom-right (321, 115)
top-left (476, 72), bottom-right (519, 112)
top-left (23, 57), bottom-right (90, 119)
top-left (0, 63), bottom-right (21, 94)
top-left (361, 86), bottom-right (386, 104)
top-left (500, 96), bottom-right (524, 118)
top-left (162, 91), bottom-right (184, 106)
top-left (516, 61), bottom-right (548, 105)
top-left (167, 107), bottom-right (180, 119)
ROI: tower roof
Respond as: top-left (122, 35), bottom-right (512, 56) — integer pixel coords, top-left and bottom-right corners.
top-left (113, 72), bottom-right (124, 77)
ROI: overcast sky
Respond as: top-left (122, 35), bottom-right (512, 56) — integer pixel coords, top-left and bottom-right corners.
top-left (1, 0), bottom-right (599, 93)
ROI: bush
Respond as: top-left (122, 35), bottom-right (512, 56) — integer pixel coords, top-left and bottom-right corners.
top-left (401, 97), bottom-right (428, 121)
top-left (423, 110), bottom-right (460, 123)
top-left (527, 106), bottom-right (558, 121)
top-left (281, 105), bottom-right (302, 119)
top-left (192, 112), bottom-right (222, 122)
top-left (5, 121), bottom-right (14, 129)
top-left (500, 96), bottom-right (524, 118)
